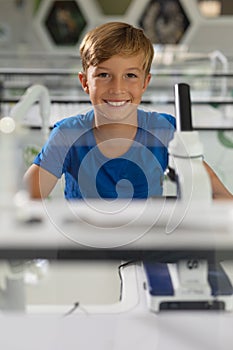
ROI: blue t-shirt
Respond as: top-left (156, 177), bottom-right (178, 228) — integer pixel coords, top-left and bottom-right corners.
top-left (34, 109), bottom-right (175, 199)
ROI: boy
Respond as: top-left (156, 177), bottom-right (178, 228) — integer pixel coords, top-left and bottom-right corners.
top-left (24, 22), bottom-right (232, 200)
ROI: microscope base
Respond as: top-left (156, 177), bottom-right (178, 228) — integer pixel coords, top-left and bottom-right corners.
top-left (143, 261), bottom-right (233, 312)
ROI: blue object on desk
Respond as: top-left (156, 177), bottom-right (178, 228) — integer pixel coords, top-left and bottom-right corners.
top-left (144, 262), bottom-right (174, 296)
top-left (144, 262), bottom-right (233, 297)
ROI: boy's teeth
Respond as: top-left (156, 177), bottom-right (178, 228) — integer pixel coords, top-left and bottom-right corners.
top-left (107, 101), bottom-right (126, 106)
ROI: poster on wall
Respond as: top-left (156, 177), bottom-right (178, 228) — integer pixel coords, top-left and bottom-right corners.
top-left (44, 1), bottom-right (86, 46)
top-left (34, 0), bottom-right (87, 48)
top-left (139, 0), bottom-right (190, 44)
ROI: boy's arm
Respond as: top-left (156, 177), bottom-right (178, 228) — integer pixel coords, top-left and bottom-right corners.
top-left (23, 164), bottom-right (58, 199)
top-left (203, 161), bottom-right (233, 200)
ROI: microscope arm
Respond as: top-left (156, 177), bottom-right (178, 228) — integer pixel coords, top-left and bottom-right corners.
top-left (168, 83), bottom-right (212, 203)
top-left (0, 84), bottom-right (51, 203)
top-left (9, 84), bottom-right (50, 140)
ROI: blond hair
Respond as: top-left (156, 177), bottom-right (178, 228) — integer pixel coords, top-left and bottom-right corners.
top-left (80, 22), bottom-right (154, 75)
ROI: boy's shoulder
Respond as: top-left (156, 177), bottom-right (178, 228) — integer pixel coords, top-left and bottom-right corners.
top-left (54, 109), bottom-right (94, 130)
top-left (138, 108), bottom-right (176, 129)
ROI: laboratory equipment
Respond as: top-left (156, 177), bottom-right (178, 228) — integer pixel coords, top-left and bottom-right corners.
top-left (0, 84), bottom-right (51, 204)
top-left (143, 83), bottom-right (233, 311)
top-left (0, 84), bottom-right (51, 310)
top-left (9, 84), bottom-right (51, 141)
top-left (168, 83), bottom-right (212, 203)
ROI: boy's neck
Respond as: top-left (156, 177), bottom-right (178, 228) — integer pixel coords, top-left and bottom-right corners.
top-left (93, 123), bottom-right (138, 158)
top-left (94, 122), bottom-right (137, 141)
top-left (93, 104), bottom-right (138, 140)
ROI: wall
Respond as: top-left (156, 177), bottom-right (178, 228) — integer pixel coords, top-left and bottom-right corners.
top-left (1, 0), bottom-right (233, 55)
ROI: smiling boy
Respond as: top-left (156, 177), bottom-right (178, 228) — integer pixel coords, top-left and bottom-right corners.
top-left (24, 22), bottom-right (232, 200)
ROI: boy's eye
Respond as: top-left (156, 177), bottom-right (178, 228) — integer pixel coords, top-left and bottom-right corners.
top-left (98, 72), bottom-right (109, 78)
top-left (126, 73), bottom-right (137, 78)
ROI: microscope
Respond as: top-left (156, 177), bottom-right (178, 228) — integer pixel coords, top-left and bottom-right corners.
top-left (0, 85), bottom-right (50, 311)
top-left (143, 83), bottom-right (233, 312)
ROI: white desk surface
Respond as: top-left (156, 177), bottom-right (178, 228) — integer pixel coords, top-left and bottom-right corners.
top-left (1, 198), bottom-right (233, 252)
top-left (0, 311), bottom-right (232, 350)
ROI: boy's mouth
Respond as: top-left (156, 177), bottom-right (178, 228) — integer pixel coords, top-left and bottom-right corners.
top-left (104, 100), bottom-right (130, 107)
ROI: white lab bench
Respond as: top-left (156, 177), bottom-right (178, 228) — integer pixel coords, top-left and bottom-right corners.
top-left (1, 197), bottom-right (233, 252)
top-left (0, 197), bottom-right (233, 348)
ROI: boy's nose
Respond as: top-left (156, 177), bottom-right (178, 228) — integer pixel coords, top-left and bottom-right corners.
top-left (109, 77), bottom-right (126, 94)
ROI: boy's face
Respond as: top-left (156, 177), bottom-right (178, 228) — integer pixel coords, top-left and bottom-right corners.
top-left (79, 53), bottom-right (151, 124)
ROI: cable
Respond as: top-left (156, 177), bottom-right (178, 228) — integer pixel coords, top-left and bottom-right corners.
top-left (64, 301), bottom-right (88, 316)
top-left (118, 260), bottom-right (140, 301)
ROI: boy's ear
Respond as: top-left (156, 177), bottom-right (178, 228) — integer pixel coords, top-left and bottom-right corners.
top-left (78, 72), bottom-right (89, 94)
top-left (142, 73), bottom-right (151, 91)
